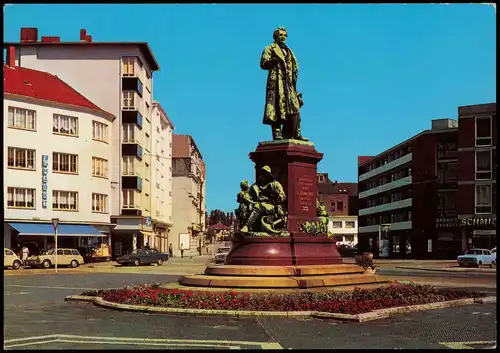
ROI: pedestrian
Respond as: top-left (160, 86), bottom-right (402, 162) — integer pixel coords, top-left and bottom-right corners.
top-left (21, 245), bottom-right (29, 266)
top-left (168, 243), bottom-right (173, 258)
top-left (180, 243), bottom-right (184, 259)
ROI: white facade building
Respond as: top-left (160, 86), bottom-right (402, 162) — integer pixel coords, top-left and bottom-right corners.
top-left (5, 27), bottom-right (171, 256)
top-left (3, 64), bottom-right (115, 251)
top-left (151, 102), bottom-right (175, 252)
top-left (328, 216), bottom-right (358, 246)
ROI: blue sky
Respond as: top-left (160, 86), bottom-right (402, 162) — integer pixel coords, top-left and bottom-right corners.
top-left (4, 4), bottom-right (496, 212)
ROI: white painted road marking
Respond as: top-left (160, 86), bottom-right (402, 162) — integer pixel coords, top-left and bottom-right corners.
top-left (6, 285), bottom-right (100, 290)
top-left (439, 341), bottom-right (496, 349)
top-left (4, 334), bottom-right (283, 349)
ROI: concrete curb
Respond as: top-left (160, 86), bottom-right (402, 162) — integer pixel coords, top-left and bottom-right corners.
top-left (395, 266), bottom-right (497, 273)
top-left (65, 295), bottom-right (496, 322)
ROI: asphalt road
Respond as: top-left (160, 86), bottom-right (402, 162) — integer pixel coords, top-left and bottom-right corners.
top-left (3, 272), bottom-right (497, 349)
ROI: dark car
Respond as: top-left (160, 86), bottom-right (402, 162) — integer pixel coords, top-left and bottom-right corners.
top-left (116, 248), bottom-right (169, 266)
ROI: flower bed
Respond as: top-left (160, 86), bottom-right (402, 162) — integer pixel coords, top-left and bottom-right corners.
top-left (80, 282), bottom-right (486, 315)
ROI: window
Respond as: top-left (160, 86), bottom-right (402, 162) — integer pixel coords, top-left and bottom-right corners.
top-left (53, 153), bottom-right (78, 174)
top-left (476, 150), bottom-right (492, 180)
top-left (5, 249), bottom-right (14, 256)
top-left (63, 250), bottom-right (72, 256)
top-left (92, 193), bottom-right (108, 213)
top-left (337, 201), bottom-right (344, 211)
top-left (57, 249), bottom-right (63, 255)
top-left (7, 187), bottom-right (35, 208)
top-left (475, 184), bottom-right (492, 214)
top-left (330, 201), bottom-right (336, 211)
top-left (122, 189), bottom-right (136, 208)
top-left (123, 124), bottom-right (136, 143)
top-left (123, 91), bottom-right (136, 110)
top-left (145, 162), bottom-right (150, 180)
top-left (7, 147), bottom-right (35, 170)
top-left (71, 250), bottom-right (81, 256)
top-left (122, 57), bottom-right (135, 76)
top-left (123, 156), bottom-right (136, 175)
top-left (145, 132), bottom-right (150, 151)
top-left (52, 190), bottom-right (78, 210)
top-left (345, 221), bottom-right (355, 228)
top-left (331, 221), bottom-right (343, 228)
top-left (475, 116), bottom-right (492, 147)
top-left (408, 211), bottom-right (412, 221)
top-left (92, 157), bottom-right (108, 178)
top-left (92, 121), bottom-right (108, 142)
top-left (7, 106), bottom-right (36, 130)
top-left (53, 114), bottom-right (78, 136)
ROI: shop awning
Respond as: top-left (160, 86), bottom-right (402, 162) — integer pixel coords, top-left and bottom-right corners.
top-left (8, 223), bottom-right (105, 237)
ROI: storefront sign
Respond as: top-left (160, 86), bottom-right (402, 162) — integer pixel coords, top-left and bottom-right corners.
top-left (435, 218), bottom-right (459, 228)
top-left (460, 217), bottom-right (496, 227)
top-left (41, 155), bottom-right (49, 208)
top-left (143, 216), bottom-right (152, 227)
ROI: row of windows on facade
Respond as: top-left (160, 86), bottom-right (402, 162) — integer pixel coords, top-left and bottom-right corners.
top-left (8, 106), bottom-right (172, 153)
top-left (360, 115), bottom-right (495, 175)
top-left (362, 148), bottom-right (495, 198)
top-left (364, 211), bottom-right (412, 226)
top-left (364, 189), bottom-right (412, 209)
top-left (367, 236), bottom-right (412, 254)
top-left (8, 106), bottom-right (109, 141)
top-left (6, 187), bottom-right (108, 212)
top-left (330, 220), bottom-right (356, 228)
top-left (361, 184), bottom-right (496, 226)
top-left (7, 148), bottom-right (172, 180)
top-left (363, 168), bottom-right (412, 191)
top-left (5, 187), bottom-right (162, 212)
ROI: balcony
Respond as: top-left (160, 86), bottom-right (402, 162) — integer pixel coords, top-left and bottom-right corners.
top-left (122, 156), bottom-right (142, 177)
top-left (359, 221), bottom-right (412, 234)
top-left (122, 91), bottom-right (142, 112)
top-left (122, 144), bottom-right (143, 161)
top-left (437, 149), bottom-right (458, 161)
top-left (122, 77), bottom-right (143, 97)
top-left (122, 175), bottom-right (143, 192)
top-left (122, 124), bottom-right (143, 144)
top-left (121, 189), bottom-right (142, 216)
top-left (359, 153), bottom-right (412, 182)
top-left (359, 198), bottom-right (412, 217)
top-left (122, 111), bottom-right (143, 129)
top-left (359, 176), bottom-right (412, 199)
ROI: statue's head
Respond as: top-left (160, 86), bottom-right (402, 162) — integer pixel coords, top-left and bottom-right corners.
top-left (259, 165), bottom-right (275, 184)
top-left (240, 180), bottom-right (249, 190)
top-left (273, 27), bottom-right (288, 44)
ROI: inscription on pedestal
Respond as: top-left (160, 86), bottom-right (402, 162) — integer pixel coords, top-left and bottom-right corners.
top-left (296, 176), bottom-right (315, 212)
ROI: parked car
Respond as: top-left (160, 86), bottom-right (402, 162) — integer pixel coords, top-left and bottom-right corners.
top-left (457, 248), bottom-right (496, 268)
top-left (214, 247), bottom-right (231, 264)
top-left (4, 248), bottom-right (23, 270)
top-left (116, 248), bottom-right (169, 266)
top-left (25, 248), bottom-right (84, 269)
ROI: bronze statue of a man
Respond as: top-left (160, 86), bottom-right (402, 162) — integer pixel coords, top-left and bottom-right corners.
top-left (260, 27), bottom-right (307, 141)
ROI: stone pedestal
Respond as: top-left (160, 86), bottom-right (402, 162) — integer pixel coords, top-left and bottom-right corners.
top-left (225, 233), bottom-right (342, 266)
top-left (249, 140), bottom-right (323, 233)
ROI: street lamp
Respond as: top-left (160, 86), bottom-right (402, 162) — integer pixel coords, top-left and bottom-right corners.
top-left (52, 218), bottom-right (59, 274)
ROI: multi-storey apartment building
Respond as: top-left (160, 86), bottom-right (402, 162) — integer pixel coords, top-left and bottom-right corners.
top-left (358, 105), bottom-right (497, 259)
top-left (3, 64), bottom-right (115, 253)
top-left (151, 102), bottom-right (175, 252)
top-left (171, 134), bottom-right (206, 257)
top-left (5, 27), bottom-right (164, 257)
top-left (317, 173), bottom-right (359, 245)
top-left (457, 103), bottom-right (496, 250)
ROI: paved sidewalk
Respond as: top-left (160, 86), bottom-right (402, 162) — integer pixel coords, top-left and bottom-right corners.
top-left (395, 265), bottom-right (496, 273)
top-left (82, 255), bottom-right (213, 268)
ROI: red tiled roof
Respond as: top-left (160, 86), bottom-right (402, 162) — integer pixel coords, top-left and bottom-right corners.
top-left (4, 65), bottom-right (114, 118)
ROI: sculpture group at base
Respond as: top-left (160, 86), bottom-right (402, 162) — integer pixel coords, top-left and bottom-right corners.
top-left (235, 166), bottom-right (288, 236)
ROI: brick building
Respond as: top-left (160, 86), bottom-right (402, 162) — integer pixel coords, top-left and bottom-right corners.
top-left (317, 173), bottom-right (359, 245)
top-left (357, 103), bottom-right (496, 259)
